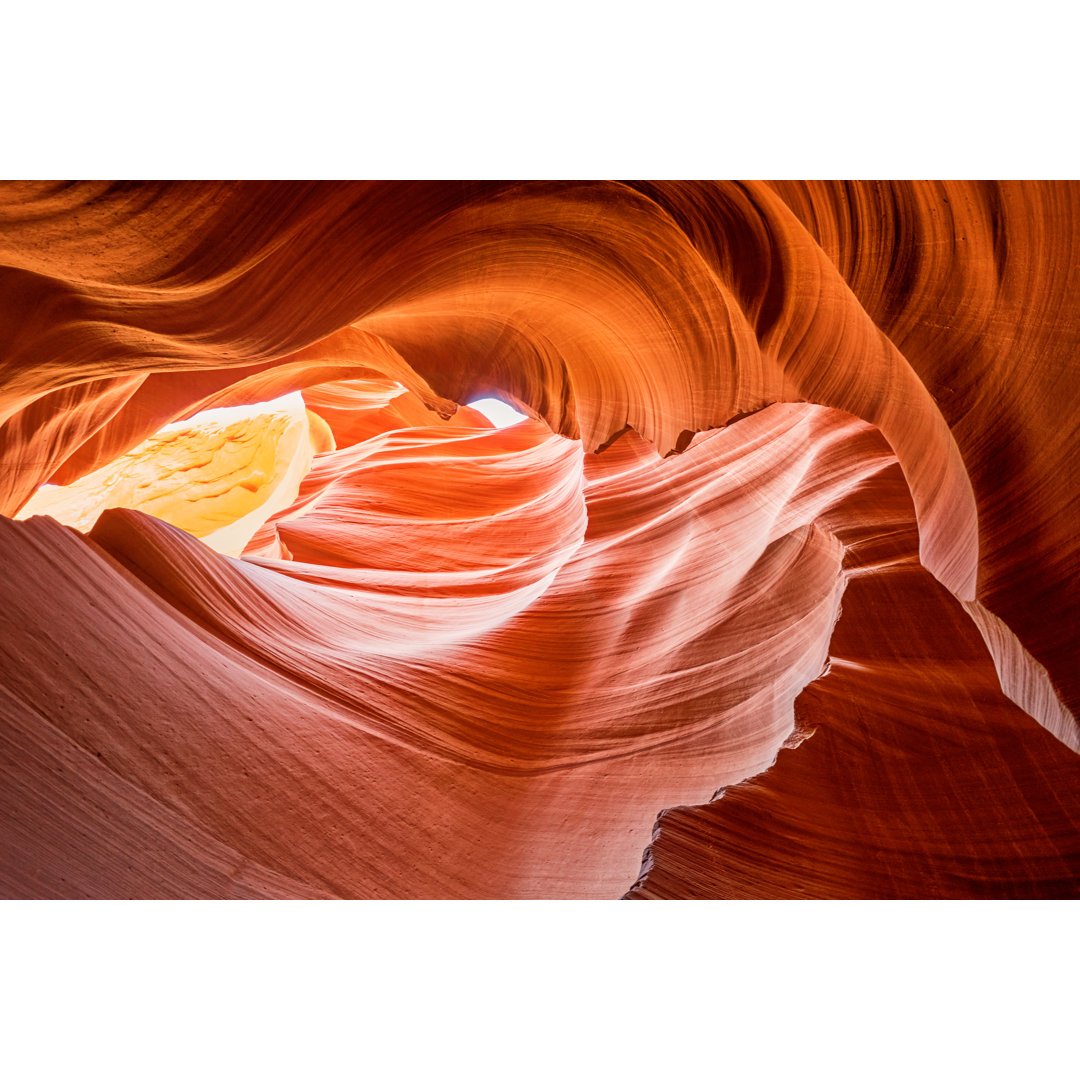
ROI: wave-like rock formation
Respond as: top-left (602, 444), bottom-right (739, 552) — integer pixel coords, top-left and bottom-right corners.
top-left (1, 181), bottom-right (1077, 899)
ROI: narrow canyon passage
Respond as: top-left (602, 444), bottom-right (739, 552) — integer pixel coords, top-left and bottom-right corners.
top-left (1, 180), bottom-right (1077, 898)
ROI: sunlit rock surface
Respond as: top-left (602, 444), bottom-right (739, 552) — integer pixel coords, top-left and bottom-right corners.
top-left (16, 393), bottom-right (324, 556)
top-left (0, 180), bottom-right (1077, 898)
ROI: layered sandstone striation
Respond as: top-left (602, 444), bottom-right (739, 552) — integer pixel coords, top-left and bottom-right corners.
top-left (0, 181), bottom-right (1077, 898)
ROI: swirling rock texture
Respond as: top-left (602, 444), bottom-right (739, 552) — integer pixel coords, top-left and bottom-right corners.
top-left (0, 180), bottom-right (1077, 899)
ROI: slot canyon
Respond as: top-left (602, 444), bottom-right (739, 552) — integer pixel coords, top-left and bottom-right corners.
top-left (1, 180), bottom-right (1077, 899)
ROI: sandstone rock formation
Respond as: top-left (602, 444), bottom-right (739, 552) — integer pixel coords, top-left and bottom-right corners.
top-left (1, 180), bottom-right (1077, 898)
top-left (16, 392), bottom-right (325, 556)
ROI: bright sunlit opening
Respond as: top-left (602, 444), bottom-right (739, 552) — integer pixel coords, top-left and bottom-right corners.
top-left (15, 392), bottom-right (322, 557)
top-left (467, 397), bottom-right (528, 429)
